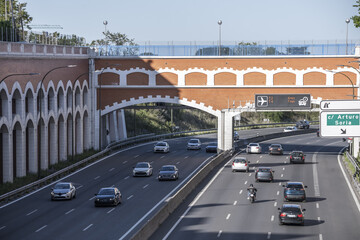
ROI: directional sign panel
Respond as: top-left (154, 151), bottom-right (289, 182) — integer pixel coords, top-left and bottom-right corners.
top-left (255, 94), bottom-right (311, 110)
top-left (320, 100), bottom-right (360, 110)
top-left (320, 111), bottom-right (360, 137)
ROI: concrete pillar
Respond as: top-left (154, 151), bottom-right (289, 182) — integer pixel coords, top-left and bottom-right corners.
top-left (3, 131), bottom-right (13, 182)
top-left (117, 109), bottom-right (127, 140)
top-left (76, 115), bottom-right (83, 154)
top-left (28, 126), bottom-right (37, 173)
top-left (353, 137), bottom-right (359, 159)
top-left (218, 111), bottom-right (234, 151)
top-left (16, 128), bottom-right (26, 177)
top-left (112, 111), bottom-right (119, 142)
top-left (105, 114), bottom-right (111, 146)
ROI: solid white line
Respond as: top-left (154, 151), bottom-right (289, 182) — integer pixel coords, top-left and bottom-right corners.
top-left (267, 232), bottom-right (271, 239)
top-left (94, 176), bottom-right (100, 180)
top-left (319, 234), bottom-right (323, 240)
top-left (124, 176), bottom-right (130, 180)
top-left (143, 184), bottom-right (149, 189)
top-left (109, 168), bottom-right (115, 171)
top-left (226, 213), bottom-right (231, 220)
top-left (316, 203), bottom-right (319, 209)
top-left (233, 201), bottom-right (237, 205)
top-left (239, 190), bottom-right (243, 194)
top-left (161, 159), bottom-right (231, 240)
top-left (274, 202), bottom-right (277, 207)
top-left (83, 224), bottom-right (93, 231)
top-left (0, 226), bottom-right (6, 230)
top-left (312, 152), bottom-right (321, 197)
top-left (65, 209), bottom-right (75, 215)
top-left (35, 225), bottom-right (47, 233)
top-left (26, 209), bottom-right (38, 216)
top-left (271, 215), bottom-right (274, 221)
top-left (337, 148), bottom-right (360, 213)
top-left (107, 208), bottom-right (115, 214)
top-left (127, 195), bottom-right (134, 200)
top-left (217, 230), bottom-right (222, 238)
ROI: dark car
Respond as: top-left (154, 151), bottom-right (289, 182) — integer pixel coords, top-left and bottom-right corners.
top-left (269, 144), bottom-right (283, 155)
top-left (255, 167), bottom-right (274, 182)
top-left (158, 165), bottom-right (179, 181)
top-left (289, 151), bottom-right (306, 164)
top-left (206, 142), bottom-right (218, 153)
top-left (94, 187), bottom-right (122, 207)
top-left (296, 120), bottom-right (310, 129)
top-left (278, 204), bottom-right (306, 225)
top-left (283, 182), bottom-right (307, 202)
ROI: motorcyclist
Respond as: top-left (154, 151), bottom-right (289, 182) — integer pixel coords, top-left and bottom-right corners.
top-left (247, 184), bottom-right (257, 199)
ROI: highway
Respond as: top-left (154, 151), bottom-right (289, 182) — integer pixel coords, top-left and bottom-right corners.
top-left (0, 127), bottom-right (285, 240)
top-left (151, 133), bottom-right (360, 240)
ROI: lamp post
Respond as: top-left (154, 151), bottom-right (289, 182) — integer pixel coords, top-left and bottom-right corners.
top-left (37, 65), bottom-right (76, 178)
top-left (1, 73), bottom-right (40, 84)
top-left (98, 64), bottom-right (119, 150)
top-left (72, 72), bottom-right (88, 161)
top-left (346, 19), bottom-right (350, 55)
top-left (103, 20), bottom-right (108, 56)
top-left (328, 70), bottom-right (355, 99)
top-left (218, 20), bottom-right (222, 56)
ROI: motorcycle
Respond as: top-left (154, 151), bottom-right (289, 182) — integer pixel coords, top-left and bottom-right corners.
top-left (249, 192), bottom-right (256, 203)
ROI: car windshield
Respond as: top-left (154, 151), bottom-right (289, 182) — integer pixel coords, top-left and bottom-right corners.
top-left (234, 158), bottom-right (246, 163)
top-left (208, 142), bottom-right (217, 146)
top-left (259, 168), bottom-right (271, 172)
top-left (189, 140), bottom-right (199, 143)
top-left (136, 163), bottom-right (149, 168)
top-left (249, 143), bottom-right (258, 147)
top-left (287, 184), bottom-right (303, 189)
top-left (161, 166), bottom-right (175, 171)
top-left (271, 144), bottom-right (281, 148)
top-left (292, 152), bottom-right (303, 157)
top-left (98, 189), bottom-right (114, 195)
top-left (54, 183), bottom-right (70, 189)
top-left (282, 207), bottom-right (301, 213)
top-left (156, 142), bottom-right (166, 146)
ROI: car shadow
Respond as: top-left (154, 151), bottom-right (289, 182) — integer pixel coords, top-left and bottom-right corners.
top-left (253, 199), bottom-right (276, 203)
top-left (304, 219), bottom-right (325, 226)
top-left (304, 197), bottom-right (327, 202)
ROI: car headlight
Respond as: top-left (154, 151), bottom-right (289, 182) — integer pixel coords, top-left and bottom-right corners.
top-left (51, 192), bottom-right (54, 196)
top-left (109, 198), bottom-right (114, 201)
top-left (95, 198), bottom-right (99, 201)
top-left (158, 175), bottom-right (162, 178)
top-left (172, 174), bottom-right (176, 178)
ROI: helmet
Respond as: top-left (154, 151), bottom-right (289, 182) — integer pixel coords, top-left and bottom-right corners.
top-left (249, 184), bottom-right (253, 187)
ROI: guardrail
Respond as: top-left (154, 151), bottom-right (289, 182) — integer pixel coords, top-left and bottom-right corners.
top-left (345, 151), bottom-right (360, 193)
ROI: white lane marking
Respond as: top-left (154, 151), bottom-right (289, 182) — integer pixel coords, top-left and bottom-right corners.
top-left (274, 202), bottom-right (277, 207)
top-left (233, 201), bottom-right (237, 205)
top-left (109, 168), bottom-right (115, 172)
top-left (282, 167), bottom-right (285, 171)
top-left (279, 182), bottom-right (281, 186)
top-left (284, 161), bottom-right (286, 164)
top-left (83, 224), bottom-right (93, 231)
top-left (239, 190), bottom-right (243, 195)
top-left (160, 156), bottom-right (165, 159)
top-left (123, 161), bottom-right (127, 164)
top-left (338, 148), bottom-right (360, 212)
top-left (89, 196), bottom-right (96, 201)
top-left (267, 232), bottom-right (271, 239)
top-left (124, 176), bottom-right (130, 180)
top-left (150, 161), bottom-right (154, 164)
top-left (252, 166), bottom-right (256, 169)
top-left (94, 176), bottom-right (100, 180)
top-left (184, 156), bottom-right (189, 159)
top-left (312, 152), bottom-right (321, 197)
top-left (276, 191), bottom-right (280, 195)
top-left (0, 226), bottom-right (5, 230)
top-left (127, 195), bottom-right (134, 200)
top-left (256, 160), bottom-right (259, 163)
top-left (161, 159), bottom-right (231, 240)
top-left (143, 184), bottom-right (149, 189)
top-left (107, 208), bottom-right (115, 214)
top-left (319, 234), bottom-right (323, 240)
top-left (226, 213), bottom-right (231, 220)
top-left (271, 215), bottom-right (274, 221)
top-left (26, 209), bottom-right (38, 216)
top-left (318, 217), bottom-right (321, 221)
top-left (65, 209), bottom-right (75, 215)
top-left (281, 174), bottom-right (284, 178)
top-left (249, 173), bottom-right (252, 176)
top-left (134, 155), bottom-right (139, 158)
top-left (217, 230), bottom-right (222, 238)
top-left (173, 151), bottom-right (177, 153)
top-left (316, 203), bottom-right (319, 209)
top-left (77, 185), bottom-right (83, 189)
top-left (260, 156), bottom-right (263, 158)
top-left (176, 162), bottom-right (180, 165)
top-left (244, 181), bottom-right (248, 185)
top-left (35, 225), bottom-right (47, 233)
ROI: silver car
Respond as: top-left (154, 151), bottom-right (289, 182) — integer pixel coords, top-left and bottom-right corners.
top-left (133, 162), bottom-right (153, 177)
top-left (154, 141), bottom-right (170, 153)
top-left (231, 157), bottom-right (250, 172)
top-left (187, 139), bottom-right (201, 150)
top-left (247, 143), bottom-right (262, 154)
top-left (51, 182), bottom-right (76, 200)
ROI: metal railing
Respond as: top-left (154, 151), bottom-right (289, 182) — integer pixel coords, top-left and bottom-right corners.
top-left (345, 151), bottom-right (360, 194)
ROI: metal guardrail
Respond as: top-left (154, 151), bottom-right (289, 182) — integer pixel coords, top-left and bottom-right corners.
top-left (345, 151), bottom-right (360, 194)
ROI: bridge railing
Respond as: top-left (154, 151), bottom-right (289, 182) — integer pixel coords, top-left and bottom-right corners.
top-left (345, 151), bottom-right (360, 194)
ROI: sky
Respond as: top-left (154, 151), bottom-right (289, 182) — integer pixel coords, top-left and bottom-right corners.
top-left (25, 0), bottom-right (360, 45)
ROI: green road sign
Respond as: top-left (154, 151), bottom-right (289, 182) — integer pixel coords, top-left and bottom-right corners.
top-left (327, 113), bottom-right (360, 126)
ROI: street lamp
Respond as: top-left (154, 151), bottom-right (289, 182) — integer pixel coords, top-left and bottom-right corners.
top-left (103, 20), bottom-right (108, 56)
top-left (98, 64), bottom-right (119, 150)
top-left (328, 70), bottom-right (355, 99)
top-left (346, 19), bottom-right (350, 55)
top-left (218, 20), bottom-right (222, 56)
top-left (1, 73), bottom-right (40, 84)
top-left (37, 65), bottom-right (77, 178)
top-left (72, 72), bottom-right (88, 161)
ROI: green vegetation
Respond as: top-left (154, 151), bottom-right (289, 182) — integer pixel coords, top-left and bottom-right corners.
top-left (344, 153), bottom-right (360, 183)
top-left (240, 111), bottom-right (319, 125)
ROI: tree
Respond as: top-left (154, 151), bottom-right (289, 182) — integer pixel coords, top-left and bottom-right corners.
top-left (352, 0), bottom-right (360, 28)
top-left (90, 30), bottom-right (136, 46)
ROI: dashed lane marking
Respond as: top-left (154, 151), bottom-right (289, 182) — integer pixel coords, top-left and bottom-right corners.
top-left (35, 225), bottom-right (47, 233)
top-left (143, 184), bottom-right (149, 189)
top-left (127, 195), bottom-right (134, 200)
top-left (277, 191), bottom-right (280, 195)
top-left (239, 190), bottom-right (243, 195)
top-left (123, 161), bottom-right (127, 164)
top-left (89, 196), bottom-right (96, 201)
top-left (109, 168), bottom-right (115, 172)
top-left (124, 176), bottom-right (130, 180)
top-left (281, 174), bottom-right (284, 178)
top-left (274, 202), bottom-right (277, 207)
top-left (217, 230), bottom-right (222, 238)
top-left (160, 156), bottom-right (165, 159)
top-left (318, 217), bottom-right (321, 222)
top-left (233, 201), bottom-right (237, 205)
top-left (26, 209), bottom-right (38, 216)
top-left (226, 213), bottom-right (231, 220)
top-left (256, 160), bottom-right (259, 163)
top-left (282, 167), bottom-right (285, 170)
top-left (267, 232), bottom-right (271, 239)
top-left (134, 155), bottom-right (139, 158)
top-left (94, 176), bottom-right (100, 180)
top-left (271, 215), bottom-right (274, 221)
top-left (77, 185), bottom-right (83, 189)
top-left (176, 162), bottom-right (180, 164)
top-left (184, 156), bottom-right (189, 159)
top-left (316, 203), bottom-right (319, 209)
top-left (107, 208), bottom-right (115, 214)
top-left (319, 234), bottom-right (323, 240)
top-left (260, 156), bottom-right (263, 158)
top-left (0, 226), bottom-right (5, 230)
top-left (279, 182), bottom-right (281, 186)
top-left (249, 173), bottom-right (252, 176)
top-left (83, 224), bottom-right (93, 231)
top-left (65, 209), bottom-right (75, 215)
top-left (244, 181), bottom-right (248, 185)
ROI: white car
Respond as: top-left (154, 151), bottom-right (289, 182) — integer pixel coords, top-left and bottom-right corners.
top-left (187, 139), bottom-right (201, 150)
top-left (154, 141), bottom-right (170, 153)
top-left (133, 162), bottom-right (153, 177)
top-left (51, 182), bottom-right (76, 200)
top-left (231, 157), bottom-right (250, 172)
top-left (284, 126), bottom-right (297, 132)
top-left (246, 143), bottom-right (262, 154)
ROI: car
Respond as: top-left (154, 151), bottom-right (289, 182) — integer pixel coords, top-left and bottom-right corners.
top-left (255, 167), bottom-right (274, 182)
top-left (283, 126), bottom-right (297, 132)
top-left (154, 141), bottom-right (170, 153)
top-left (278, 204), bottom-right (306, 225)
top-left (187, 138), bottom-right (201, 150)
top-left (231, 157), bottom-right (250, 172)
top-left (94, 187), bottom-right (122, 207)
top-left (206, 142), bottom-right (218, 153)
top-left (269, 144), bottom-right (283, 155)
top-left (158, 165), bottom-right (179, 181)
top-left (283, 182), bottom-right (307, 202)
top-left (234, 131), bottom-right (240, 141)
top-left (289, 151), bottom-right (305, 164)
top-left (246, 143), bottom-right (262, 154)
top-left (51, 182), bottom-right (76, 200)
top-left (296, 120), bottom-right (310, 129)
top-left (133, 162), bottom-right (153, 177)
